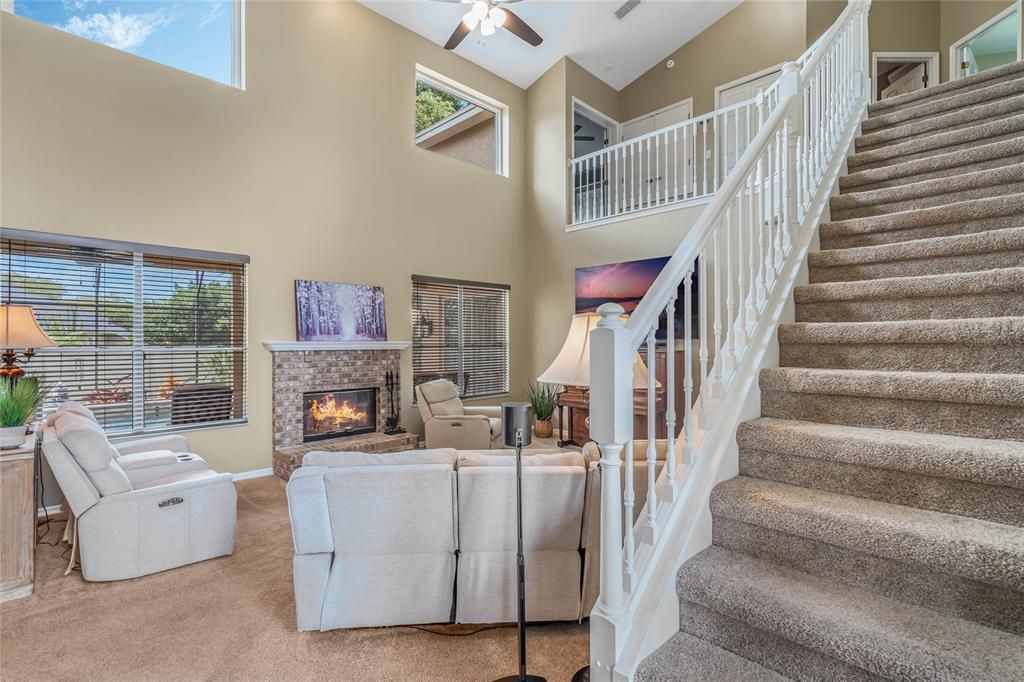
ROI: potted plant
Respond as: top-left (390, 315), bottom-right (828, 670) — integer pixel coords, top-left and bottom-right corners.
top-left (527, 382), bottom-right (558, 439)
top-left (0, 377), bottom-right (45, 449)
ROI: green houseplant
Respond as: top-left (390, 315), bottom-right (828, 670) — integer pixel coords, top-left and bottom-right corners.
top-left (527, 382), bottom-right (558, 439)
top-left (0, 377), bottom-right (45, 449)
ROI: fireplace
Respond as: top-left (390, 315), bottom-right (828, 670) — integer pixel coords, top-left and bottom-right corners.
top-left (302, 388), bottom-right (377, 442)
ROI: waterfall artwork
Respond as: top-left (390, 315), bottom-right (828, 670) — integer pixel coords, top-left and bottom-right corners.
top-left (295, 280), bottom-right (388, 342)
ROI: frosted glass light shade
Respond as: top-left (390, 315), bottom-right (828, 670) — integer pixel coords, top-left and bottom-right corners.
top-left (1, 305), bottom-right (56, 350)
top-left (537, 312), bottom-right (654, 389)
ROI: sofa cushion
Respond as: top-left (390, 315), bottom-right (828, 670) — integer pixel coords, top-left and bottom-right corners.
top-left (46, 400), bottom-right (99, 426)
top-left (55, 414), bottom-right (131, 496)
top-left (457, 450), bottom-right (583, 469)
top-left (302, 448), bottom-right (457, 469)
top-left (418, 380), bottom-right (464, 417)
top-left (487, 417), bottom-right (502, 440)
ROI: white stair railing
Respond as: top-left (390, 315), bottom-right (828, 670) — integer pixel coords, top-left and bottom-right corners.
top-left (586, 1), bottom-right (871, 679)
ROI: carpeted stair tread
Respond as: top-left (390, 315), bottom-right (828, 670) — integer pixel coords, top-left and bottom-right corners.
top-left (840, 137), bottom-right (1024, 193)
top-left (759, 367), bottom-right (1024, 408)
top-left (862, 77), bottom-right (1024, 134)
top-left (794, 267), bottom-right (1024, 303)
top-left (829, 163), bottom-right (1024, 220)
top-left (678, 546), bottom-right (1024, 681)
top-left (868, 59), bottom-right (1024, 115)
top-left (846, 113), bottom-right (1024, 171)
top-left (737, 418), bottom-right (1024, 491)
top-left (636, 631), bottom-right (788, 682)
top-left (810, 227), bottom-right (1024, 270)
top-left (856, 93), bottom-right (1024, 152)
top-left (710, 477), bottom-right (1024, 591)
top-left (819, 193), bottom-right (1024, 249)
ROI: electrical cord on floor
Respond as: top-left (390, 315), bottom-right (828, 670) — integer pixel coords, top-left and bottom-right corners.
top-left (401, 624), bottom-right (515, 637)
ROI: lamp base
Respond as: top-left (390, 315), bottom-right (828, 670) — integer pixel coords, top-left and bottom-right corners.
top-left (1, 349), bottom-right (25, 381)
top-left (571, 666), bottom-right (589, 682)
top-left (492, 676), bottom-right (546, 682)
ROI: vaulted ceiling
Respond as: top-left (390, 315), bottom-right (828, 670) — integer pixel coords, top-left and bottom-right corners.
top-left (358, 0), bottom-right (744, 89)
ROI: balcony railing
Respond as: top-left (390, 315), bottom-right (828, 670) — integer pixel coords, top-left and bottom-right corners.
top-left (570, 89), bottom-right (783, 227)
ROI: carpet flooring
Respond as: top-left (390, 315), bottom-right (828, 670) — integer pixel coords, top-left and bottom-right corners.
top-left (0, 477), bottom-right (588, 681)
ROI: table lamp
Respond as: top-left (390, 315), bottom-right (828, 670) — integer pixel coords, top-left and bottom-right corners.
top-left (1, 305), bottom-right (56, 381)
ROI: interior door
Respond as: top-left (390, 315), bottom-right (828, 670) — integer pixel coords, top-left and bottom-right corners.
top-left (718, 69), bottom-right (780, 178)
top-left (652, 102), bottom-right (692, 201)
top-left (881, 63), bottom-right (926, 99)
top-left (620, 116), bottom-right (655, 208)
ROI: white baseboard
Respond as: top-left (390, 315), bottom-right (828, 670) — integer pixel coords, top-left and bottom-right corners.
top-left (36, 504), bottom-right (64, 519)
top-left (233, 467), bottom-right (273, 481)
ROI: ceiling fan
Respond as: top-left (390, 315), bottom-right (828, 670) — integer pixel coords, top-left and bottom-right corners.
top-left (433, 0), bottom-right (543, 50)
top-left (574, 124), bottom-right (595, 142)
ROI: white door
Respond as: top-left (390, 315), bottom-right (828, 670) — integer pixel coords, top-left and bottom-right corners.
top-left (717, 69), bottom-right (780, 178)
top-left (620, 100), bottom-right (692, 207)
top-left (619, 115), bottom-right (654, 209)
top-left (653, 102), bottom-right (692, 201)
top-left (881, 63), bottom-right (926, 99)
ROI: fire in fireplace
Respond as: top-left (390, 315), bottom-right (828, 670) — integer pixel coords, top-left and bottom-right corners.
top-left (302, 388), bottom-right (377, 442)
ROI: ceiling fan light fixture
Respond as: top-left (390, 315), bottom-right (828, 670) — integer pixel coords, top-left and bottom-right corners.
top-left (462, 10), bottom-right (479, 30)
top-left (480, 15), bottom-right (496, 36)
top-left (489, 7), bottom-right (507, 27)
top-left (471, 1), bottom-right (489, 21)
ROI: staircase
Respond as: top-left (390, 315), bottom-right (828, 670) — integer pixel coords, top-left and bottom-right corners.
top-left (636, 61), bottom-right (1024, 681)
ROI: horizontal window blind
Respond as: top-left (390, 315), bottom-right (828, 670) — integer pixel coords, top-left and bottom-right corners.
top-left (1, 234), bottom-right (247, 435)
top-left (412, 276), bottom-right (509, 401)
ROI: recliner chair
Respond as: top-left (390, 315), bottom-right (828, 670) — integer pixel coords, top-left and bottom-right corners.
top-left (40, 401), bottom-right (237, 581)
top-left (414, 379), bottom-right (505, 450)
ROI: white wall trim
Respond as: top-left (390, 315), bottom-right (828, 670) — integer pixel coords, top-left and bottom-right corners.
top-left (871, 52), bottom-right (940, 102)
top-left (714, 62), bottom-right (785, 109)
top-left (262, 340), bottom-right (411, 352)
top-left (620, 96), bottom-right (695, 131)
top-left (571, 97), bottom-right (620, 161)
top-left (37, 504), bottom-right (64, 520)
top-left (566, 193), bottom-right (712, 233)
top-left (949, 2), bottom-right (1021, 80)
top-left (233, 467), bottom-right (273, 481)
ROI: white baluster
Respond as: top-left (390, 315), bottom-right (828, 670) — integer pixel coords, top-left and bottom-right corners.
top-left (655, 133), bottom-right (661, 205)
top-left (614, 147), bottom-right (621, 217)
top-left (673, 127), bottom-right (679, 201)
top-left (622, 438), bottom-right (636, 590)
top-left (645, 136), bottom-right (652, 207)
top-left (713, 113), bottom-right (720, 190)
top-left (698, 248), bottom-right (709, 413)
top-left (702, 122), bottom-right (708, 196)
top-left (723, 200), bottom-right (736, 377)
top-left (644, 326), bottom-right (659, 545)
top-left (664, 295), bottom-right (677, 501)
top-left (711, 224), bottom-right (723, 398)
top-left (682, 264), bottom-right (694, 464)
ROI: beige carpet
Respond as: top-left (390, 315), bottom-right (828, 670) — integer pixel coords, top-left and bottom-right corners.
top-left (0, 477), bottom-right (588, 681)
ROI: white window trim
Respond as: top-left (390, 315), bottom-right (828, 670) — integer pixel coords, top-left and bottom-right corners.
top-left (415, 64), bottom-right (509, 177)
top-left (571, 97), bottom-right (620, 161)
top-left (949, 1), bottom-right (1021, 80)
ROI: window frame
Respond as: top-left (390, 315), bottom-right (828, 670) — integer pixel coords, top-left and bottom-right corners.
top-left (411, 274), bottom-right (510, 404)
top-left (2, 0), bottom-right (246, 89)
top-left (1, 228), bottom-right (249, 437)
top-left (414, 64), bottom-right (509, 177)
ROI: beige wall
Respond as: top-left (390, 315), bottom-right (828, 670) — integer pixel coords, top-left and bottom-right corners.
top-left (0, 2), bottom-right (528, 475)
top-left (618, 0), bottom-right (807, 120)
top-left (940, 1), bottom-right (1017, 80)
top-left (421, 116), bottom-right (497, 172)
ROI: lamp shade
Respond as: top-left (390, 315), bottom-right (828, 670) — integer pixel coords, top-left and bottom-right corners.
top-left (1, 305), bottom-right (57, 350)
top-left (537, 312), bottom-right (656, 389)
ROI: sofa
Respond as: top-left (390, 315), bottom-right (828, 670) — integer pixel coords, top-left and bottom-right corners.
top-left (414, 379), bottom-right (505, 450)
top-left (40, 401), bottom-right (237, 581)
top-left (286, 447), bottom-right (602, 631)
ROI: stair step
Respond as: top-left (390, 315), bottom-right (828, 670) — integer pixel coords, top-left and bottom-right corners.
top-left (778, 317), bottom-right (1024, 374)
top-left (868, 59), bottom-right (1024, 115)
top-left (863, 76), bottom-right (1024, 134)
top-left (759, 367), bottom-right (1024, 440)
top-left (819, 193), bottom-right (1024, 250)
top-left (677, 546), bottom-right (1024, 680)
top-left (794, 267), bottom-right (1024, 322)
top-left (829, 163), bottom-right (1024, 221)
top-left (840, 137), bottom-right (1024, 193)
top-left (635, 632), bottom-right (788, 682)
top-left (847, 113), bottom-right (1024, 172)
top-left (810, 227), bottom-right (1024, 283)
top-left (856, 93), bottom-right (1024, 153)
top-left (737, 417), bottom-right (1024, 525)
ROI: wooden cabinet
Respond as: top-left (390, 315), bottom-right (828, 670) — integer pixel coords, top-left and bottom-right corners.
top-left (1, 437), bottom-right (36, 602)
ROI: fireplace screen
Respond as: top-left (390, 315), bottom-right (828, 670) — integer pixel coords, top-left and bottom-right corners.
top-left (302, 388), bottom-right (377, 442)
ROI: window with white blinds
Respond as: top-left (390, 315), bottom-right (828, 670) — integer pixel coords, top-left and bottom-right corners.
top-left (411, 275), bottom-right (509, 401)
top-left (1, 230), bottom-right (248, 435)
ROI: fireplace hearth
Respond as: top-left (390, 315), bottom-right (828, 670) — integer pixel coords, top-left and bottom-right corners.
top-left (303, 388), bottom-right (377, 442)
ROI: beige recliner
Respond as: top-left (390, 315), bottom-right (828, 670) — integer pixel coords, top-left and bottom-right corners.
top-left (40, 402), bottom-right (237, 581)
top-left (415, 379), bottom-right (504, 450)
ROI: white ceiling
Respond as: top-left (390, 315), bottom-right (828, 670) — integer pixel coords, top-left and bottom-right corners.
top-left (358, 0), bottom-right (744, 90)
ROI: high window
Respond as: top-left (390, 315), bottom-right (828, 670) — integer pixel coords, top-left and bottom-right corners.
top-left (3, 0), bottom-right (244, 88)
top-left (1, 230), bottom-right (249, 435)
top-left (411, 275), bottom-right (509, 401)
top-left (415, 65), bottom-right (507, 176)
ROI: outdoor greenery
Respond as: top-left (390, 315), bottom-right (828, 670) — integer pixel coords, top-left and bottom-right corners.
top-left (0, 377), bottom-right (46, 428)
top-left (415, 81), bottom-right (467, 133)
top-left (527, 382), bottom-right (558, 422)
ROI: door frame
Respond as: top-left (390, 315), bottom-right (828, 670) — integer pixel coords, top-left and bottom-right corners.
top-left (618, 97), bottom-right (694, 142)
top-left (713, 63), bottom-right (785, 110)
top-left (949, 1), bottom-right (1021, 81)
top-left (571, 97), bottom-right (620, 160)
top-left (871, 52), bottom-right (940, 102)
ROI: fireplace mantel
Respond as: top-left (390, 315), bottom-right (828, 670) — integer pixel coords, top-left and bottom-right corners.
top-left (263, 340), bottom-right (410, 352)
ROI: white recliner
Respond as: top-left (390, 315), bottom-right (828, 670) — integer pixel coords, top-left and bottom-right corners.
top-left (415, 379), bottom-right (504, 450)
top-left (40, 401), bottom-right (237, 581)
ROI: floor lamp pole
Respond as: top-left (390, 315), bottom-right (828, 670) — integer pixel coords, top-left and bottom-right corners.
top-left (495, 402), bottom-right (545, 682)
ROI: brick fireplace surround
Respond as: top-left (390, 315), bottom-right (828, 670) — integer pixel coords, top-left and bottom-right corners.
top-left (265, 343), bottom-right (419, 480)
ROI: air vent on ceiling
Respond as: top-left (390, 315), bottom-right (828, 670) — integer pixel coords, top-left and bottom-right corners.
top-left (615, 0), bottom-right (642, 20)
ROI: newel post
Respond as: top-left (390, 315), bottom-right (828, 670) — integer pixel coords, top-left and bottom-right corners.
top-left (588, 302), bottom-right (632, 681)
top-left (779, 62), bottom-right (802, 240)
top-left (852, 0), bottom-right (870, 99)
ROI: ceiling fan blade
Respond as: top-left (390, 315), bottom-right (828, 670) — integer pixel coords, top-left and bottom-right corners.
top-left (444, 21), bottom-right (471, 50)
top-left (574, 124), bottom-right (582, 133)
top-left (502, 9), bottom-right (543, 47)
top-left (575, 136), bottom-right (596, 141)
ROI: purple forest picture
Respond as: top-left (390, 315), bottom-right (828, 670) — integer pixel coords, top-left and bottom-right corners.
top-left (295, 280), bottom-right (388, 342)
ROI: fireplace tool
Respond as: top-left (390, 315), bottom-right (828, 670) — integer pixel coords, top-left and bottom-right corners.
top-left (383, 371), bottom-right (405, 434)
